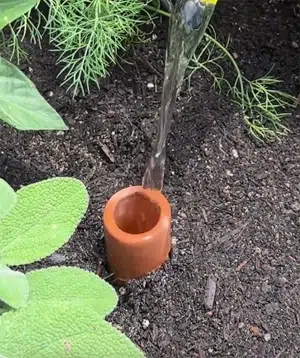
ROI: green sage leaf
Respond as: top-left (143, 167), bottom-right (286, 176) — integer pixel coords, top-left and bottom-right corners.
top-left (0, 179), bottom-right (16, 220)
top-left (0, 263), bottom-right (29, 309)
top-left (0, 178), bottom-right (89, 265)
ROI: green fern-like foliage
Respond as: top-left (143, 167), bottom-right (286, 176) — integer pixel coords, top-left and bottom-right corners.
top-left (45, 0), bottom-right (145, 95)
top-left (0, 267), bottom-right (144, 357)
top-left (188, 27), bottom-right (296, 140)
top-left (0, 177), bottom-right (89, 266)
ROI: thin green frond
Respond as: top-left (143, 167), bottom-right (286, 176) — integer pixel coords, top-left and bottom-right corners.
top-left (1, 3), bottom-right (45, 63)
top-left (187, 27), bottom-right (296, 141)
top-left (45, 0), bottom-right (146, 96)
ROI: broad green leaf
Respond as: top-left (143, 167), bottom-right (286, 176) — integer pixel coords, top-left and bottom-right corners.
top-left (0, 269), bottom-right (143, 357)
top-left (26, 267), bottom-right (118, 317)
top-left (0, 179), bottom-right (16, 220)
top-left (0, 0), bottom-right (38, 30)
top-left (0, 178), bottom-right (89, 265)
top-left (0, 57), bottom-right (68, 130)
top-left (0, 304), bottom-right (144, 357)
top-left (0, 264), bottom-right (29, 309)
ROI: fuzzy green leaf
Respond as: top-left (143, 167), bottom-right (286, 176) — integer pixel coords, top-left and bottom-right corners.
top-left (0, 267), bottom-right (144, 357)
top-left (0, 178), bottom-right (89, 265)
top-left (0, 305), bottom-right (144, 357)
top-left (0, 57), bottom-right (68, 130)
top-left (0, 0), bottom-right (38, 30)
top-left (26, 267), bottom-right (118, 317)
top-left (0, 179), bottom-right (16, 220)
top-left (0, 264), bottom-right (29, 309)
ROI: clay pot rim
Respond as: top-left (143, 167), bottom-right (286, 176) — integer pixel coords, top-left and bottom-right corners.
top-left (103, 185), bottom-right (171, 244)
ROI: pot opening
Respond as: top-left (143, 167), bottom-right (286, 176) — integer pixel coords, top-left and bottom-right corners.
top-left (114, 192), bottom-right (161, 235)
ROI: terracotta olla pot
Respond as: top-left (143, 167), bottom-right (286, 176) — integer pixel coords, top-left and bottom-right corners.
top-left (103, 186), bottom-right (172, 281)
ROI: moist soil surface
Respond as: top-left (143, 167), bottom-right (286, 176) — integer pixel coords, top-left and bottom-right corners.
top-left (1, 0), bottom-right (300, 357)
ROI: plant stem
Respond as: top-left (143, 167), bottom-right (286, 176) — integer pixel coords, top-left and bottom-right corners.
top-left (145, 4), bottom-right (170, 17)
top-left (204, 33), bottom-right (245, 109)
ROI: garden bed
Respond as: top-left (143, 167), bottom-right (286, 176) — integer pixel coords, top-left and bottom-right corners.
top-left (0, 0), bottom-right (299, 357)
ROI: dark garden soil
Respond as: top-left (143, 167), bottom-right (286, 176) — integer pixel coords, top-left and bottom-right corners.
top-left (1, 0), bottom-right (300, 357)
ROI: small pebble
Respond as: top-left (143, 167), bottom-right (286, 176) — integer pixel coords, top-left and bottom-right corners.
top-left (204, 275), bottom-right (217, 310)
top-left (119, 287), bottom-right (126, 295)
top-left (291, 202), bottom-right (300, 212)
top-left (266, 302), bottom-right (279, 316)
top-left (226, 169), bottom-right (234, 177)
top-left (142, 319), bottom-right (150, 329)
top-left (107, 110), bottom-right (115, 117)
top-left (262, 281), bottom-right (271, 293)
top-left (292, 41), bottom-right (298, 48)
top-left (249, 325), bottom-right (261, 337)
top-left (254, 247), bottom-right (262, 254)
top-left (203, 147), bottom-right (210, 156)
top-left (147, 83), bottom-right (154, 89)
top-left (278, 276), bottom-right (288, 285)
top-left (238, 322), bottom-right (245, 329)
top-left (264, 333), bottom-right (271, 342)
top-left (48, 253), bottom-right (66, 264)
top-left (232, 148), bottom-right (239, 158)
top-left (179, 212), bottom-right (187, 219)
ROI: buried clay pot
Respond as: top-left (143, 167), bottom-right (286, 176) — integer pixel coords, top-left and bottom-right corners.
top-left (103, 186), bottom-right (172, 281)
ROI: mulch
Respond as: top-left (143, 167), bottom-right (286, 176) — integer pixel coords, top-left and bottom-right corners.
top-left (0, 0), bottom-right (299, 357)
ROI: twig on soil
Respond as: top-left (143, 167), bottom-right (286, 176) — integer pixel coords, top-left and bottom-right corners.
top-left (236, 259), bottom-right (248, 271)
top-left (135, 52), bottom-right (161, 76)
top-left (201, 208), bottom-right (208, 223)
top-left (294, 93), bottom-right (300, 107)
top-left (84, 165), bottom-right (97, 184)
top-left (96, 259), bottom-right (103, 276)
top-left (204, 274), bottom-right (217, 310)
top-left (218, 221), bottom-right (249, 247)
top-left (99, 142), bottom-right (115, 163)
top-left (275, 348), bottom-right (286, 358)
